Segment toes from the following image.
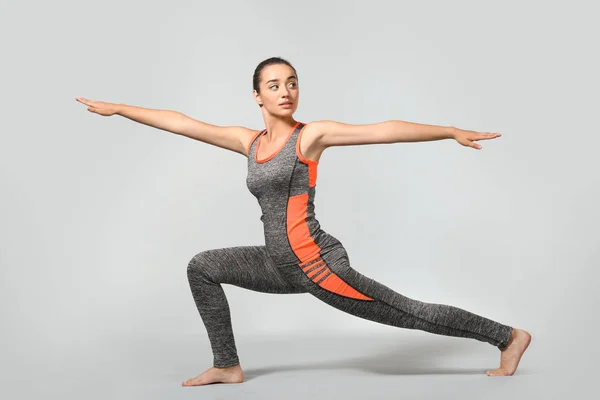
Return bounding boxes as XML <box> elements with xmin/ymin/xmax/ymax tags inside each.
<box><xmin>182</xmin><ymin>378</ymin><xmax>197</xmax><ymax>386</ymax></box>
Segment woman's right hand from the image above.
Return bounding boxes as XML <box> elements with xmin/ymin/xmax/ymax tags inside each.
<box><xmin>75</xmin><ymin>97</ymin><xmax>120</xmax><ymax>116</ymax></box>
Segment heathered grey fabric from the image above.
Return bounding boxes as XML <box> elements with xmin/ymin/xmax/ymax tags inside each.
<box><xmin>187</xmin><ymin>122</ymin><xmax>513</xmax><ymax>368</ymax></box>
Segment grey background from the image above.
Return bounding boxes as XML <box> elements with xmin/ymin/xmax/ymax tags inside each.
<box><xmin>1</xmin><ymin>0</ymin><xmax>597</xmax><ymax>398</ymax></box>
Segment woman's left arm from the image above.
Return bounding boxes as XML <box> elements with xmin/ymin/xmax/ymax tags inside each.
<box><xmin>311</xmin><ymin>120</ymin><xmax>501</xmax><ymax>150</ymax></box>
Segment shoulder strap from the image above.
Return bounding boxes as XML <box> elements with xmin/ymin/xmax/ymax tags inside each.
<box><xmin>245</xmin><ymin>129</ymin><xmax>265</xmax><ymax>157</ymax></box>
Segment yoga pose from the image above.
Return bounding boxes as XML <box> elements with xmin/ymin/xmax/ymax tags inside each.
<box><xmin>76</xmin><ymin>56</ymin><xmax>531</xmax><ymax>385</ymax></box>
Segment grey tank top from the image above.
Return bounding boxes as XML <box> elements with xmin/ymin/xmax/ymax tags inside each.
<box><xmin>246</xmin><ymin>121</ymin><xmax>340</xmax><ymax>267</ymax></box>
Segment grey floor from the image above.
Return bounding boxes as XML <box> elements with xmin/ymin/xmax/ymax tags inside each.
<box><xmin>2</xmin><ymin>331</ymin><xmax>578</xmax><ymax>399</ymax></box>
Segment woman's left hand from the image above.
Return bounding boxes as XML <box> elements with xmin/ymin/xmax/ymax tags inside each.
<box><xmin>452</xmin><ymin>127</ymin><xmax>501</xmax><ymax>150</ymax></box>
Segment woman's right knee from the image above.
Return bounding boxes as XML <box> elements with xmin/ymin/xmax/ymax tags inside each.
<box><xmin>187</xmin><ymin>250</ymin><xmax>212</xmax><ymax>277</ymax></box>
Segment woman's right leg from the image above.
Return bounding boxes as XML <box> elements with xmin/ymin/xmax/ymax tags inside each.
<box><xmin>186</xmin><ymin>245</ymin><xmax>306</xmax><ymax>368</ymax></box>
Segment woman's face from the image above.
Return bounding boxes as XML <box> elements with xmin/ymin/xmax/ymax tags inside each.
<box><xmin>254</xmin><ymin>64</ymin><xmax>299</xmax><ymax>116</ymax></box>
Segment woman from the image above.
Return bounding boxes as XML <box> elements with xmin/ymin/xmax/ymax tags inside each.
<box><xmin>76</xmin><ymin>57</ymin><xmax>531</xmax><ymax>386</ymax></box>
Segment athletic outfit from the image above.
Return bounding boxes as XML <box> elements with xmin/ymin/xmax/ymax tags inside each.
<box><xmin>187</xmin><ymin>121</ymin><xmax>512</xmax><ymax>368</ymax></box>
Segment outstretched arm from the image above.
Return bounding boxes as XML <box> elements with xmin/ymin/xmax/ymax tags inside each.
<box><xmin>310</xmin><ymin>120</ymin><xmax>501</xmax><ymax>150</ymax></box>
<box><xmin>75</xmin><ymin>97</ymin><xmax>257</xmax><ymax>156</ymax></box>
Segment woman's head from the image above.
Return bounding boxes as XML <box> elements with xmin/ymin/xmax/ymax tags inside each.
<box><xmin>253</xmin><ymin>57</ymin><xmax>299</xmax><ymax>116</ymax></box>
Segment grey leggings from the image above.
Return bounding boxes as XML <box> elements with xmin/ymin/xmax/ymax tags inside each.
<box><xmin>187</xmin><ymin>245</ymin><xmax>513</xmax><ymax>368</ymax></box>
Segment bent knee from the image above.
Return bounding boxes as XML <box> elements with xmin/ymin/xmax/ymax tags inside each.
<box><xmin>187</xmin><ymin>250</ymin><xmax>213</xmax><ymax>276</ymax></box>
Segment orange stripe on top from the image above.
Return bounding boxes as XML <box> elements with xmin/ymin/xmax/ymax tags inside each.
<box><xmin>245</xmin><ymin>129</ymin><xmax>265</xmax><ymax>157</ymax></box>
<box><xmin>287</xmin><ymin>193</ymin><xmax>321</xmax><ymax>263</ymax></box>
<box><xmin>287</xmin><ymin>193</ymin><xmax>373</xmax><ymax>301</ymax></box>
<box><xmin>295</xmin><ymin>124</ymin><xmax>318</xmax><ymax>188</ymax></box>
<box><xmin>256</xmin><ymin>122</ymin><xmax>301</xmax><ymax>163</ymax></box>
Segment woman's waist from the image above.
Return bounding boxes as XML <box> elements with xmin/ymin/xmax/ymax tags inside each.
<box><xmin>263</xmin><ymin>228</ymin><xmax>343</xmax><ymax>263</ymax></box>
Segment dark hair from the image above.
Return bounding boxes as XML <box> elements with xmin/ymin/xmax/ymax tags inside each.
<box><xmin>252</xmin><ymin>57</ymin><xmax>298</xmax><ymax>94</ymax></box>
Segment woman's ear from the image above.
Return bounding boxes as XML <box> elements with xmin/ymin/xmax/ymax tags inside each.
<box><xmin>253</xmin><ymin>90</ymin><xmax>263</xmax><ymax>107</ymax></box>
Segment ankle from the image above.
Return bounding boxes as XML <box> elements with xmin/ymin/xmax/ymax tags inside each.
<box><xmin>215</xmin><ymin>364</ymin><xmax>240</xmax><ymax>370</ymax></box>
<box><xmin>507</xmin><ymin>328</ymin><xmax>517</xmax><ymax>345</ymax></box>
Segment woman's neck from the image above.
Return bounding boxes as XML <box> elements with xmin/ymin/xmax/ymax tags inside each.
<box><xmin>261</xmin><ymin>114</ymin><xmax>297</xmax><ymax>142</ymax></box>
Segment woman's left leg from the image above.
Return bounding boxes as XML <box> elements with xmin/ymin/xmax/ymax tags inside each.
<box><xmin>298</xmin><ymin>245</ymin><xmax>513</xmax><ymax>350</ymax></box>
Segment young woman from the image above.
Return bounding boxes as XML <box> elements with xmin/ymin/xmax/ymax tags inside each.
<box><xmin>76</xmin><ymin>57</ymin><xmax>531</xmax><ymax>386</ymax></box>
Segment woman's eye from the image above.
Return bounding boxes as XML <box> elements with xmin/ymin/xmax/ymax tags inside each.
<box><xmin>270</xmin><ymin>82</ymin><xmax>296</xmax><ymax>90</ymax></box>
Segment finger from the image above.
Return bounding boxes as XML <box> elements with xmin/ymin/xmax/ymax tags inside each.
<box><xmin>477</xmin><ymin>132</ymin><xmax>502</xmax><ymax>136</ymax></box>
<box><xmin>461</xmin><ymin>139</ymin><xmax>480</xmax><ymax>150</ymax></box>
<box><xmin>476</xmin><ymin>134</ymin><xmax>501</xmax><ymax>141</ymax></box>
<box><xmin>78</xmin><ymin>97</ymin><xmax>98</xmax><ymax>107</ymax></box>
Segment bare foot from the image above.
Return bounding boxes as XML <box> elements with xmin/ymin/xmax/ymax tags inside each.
<box><xmin>486</xmin><ymin>328</ymin><xmax>531</xmax><ymax>376</ymax></box>
<box><xmin>182</xmin><ymin>364</ymin><xmax>244</xmax><ymax>386</ymax></box>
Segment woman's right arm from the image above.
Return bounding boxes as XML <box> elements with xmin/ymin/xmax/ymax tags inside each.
<box><xmin>76</xmin><ymin>97</ymin><xmax>257</xmax><ymax>156</ymax></box>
